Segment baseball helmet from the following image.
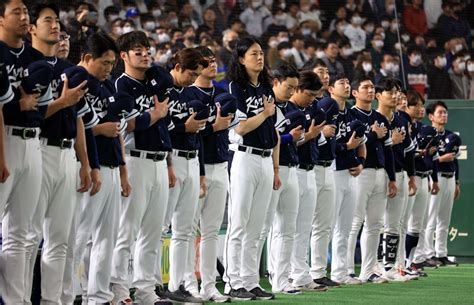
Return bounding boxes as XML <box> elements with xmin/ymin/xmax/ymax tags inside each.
<box><xmin>188</xmin><ymin>99</ymin><xmax>210</xmax><ymax>120</ymax></box>
<box><xmin>316</xmin><ymin>97</ymin><xmax>339</xmax><ymax>125</ymax></box>
<box><xmin>348</xmin><ymin>119</ymin><xmax>366</xmax><ymax>138</ymax></box>
<box><xmin>214</xmin><ymin>92</ymin><xmax>237</xmax><ymax>117</ymax></box>
<box><xmin>107</xmin><ymin>91</ymin><xmax>138</xmax><ymax>122</ymax></box>
<box><xmin>145</xmin><ymin>65</ymin><xmax>174</xmax><ymax>101</ymax></box>
<box><xmin>416</xmin><ymin>125</ymin><xmax>438</xmax><ymax>149</ymax></box>
<box><xmin>61</xmin><ymin>66</ymin><xmax>89</xmax><ymax>89</ymax></box>
<box><xmin>444</xmin><ymin>133</ymin><xmax>462</xmax><ymax>154</ymax></box>
<box><xmin>21</xmin><ymin>60</ymin><xmax>54</xmax><ymax>95</ymax></box>
<box><xmin>284</xmin><ymin>110</ymin><xmax>307</xmax><ymax>131</ymax></box>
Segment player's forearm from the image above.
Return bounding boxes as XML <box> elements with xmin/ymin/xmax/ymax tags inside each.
<box><xmin>45</xmin><ymin>97</ymin><xmax>67</xmax><ymax>118</ymax></box>
<box><xmin>74</xmin><ymin>117</ymin><xmax>90</xmax><ymax>169</ymax></box>
<box><xmin>272</xmin><ymin>129</ymin><xmax>280</xmax><ymax>173</ymax></box>
<box><xmin>119</xmin><ymin>134</ymin><xmax>128</xmax><ymax>175</ymax></box>
<box><xmin>235</xmin><ymin>112</ymin><xmax>268</xmax><ymax>136</ymax></box>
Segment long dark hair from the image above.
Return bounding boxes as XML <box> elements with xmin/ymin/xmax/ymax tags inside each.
<box><xmin>226</xmin><ymin>36</ymin><xmax>271</xmax><ymax>87</ymax></box>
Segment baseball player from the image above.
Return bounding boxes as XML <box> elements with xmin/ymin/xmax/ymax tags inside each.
<box><xmin>422</xmin><ymin>101</ymin><xmax>460</xmax><ymax>267</ymax></box>
<box><xmin>286</xmin><ymin>71</ymin><xmax>326</xmax><ymax>292</ymax></box>
<box><xmin>0</xmin><ymin>0</ymin><xmax>55</xmax><ymax>302</ymax></box>
<box><xmin>110</xmin><ymin>31</ymin><xmax>173</xmax><ymax>305</ymax></box>
<box><xmin>180</xmin><ymin>46</ymin><xmax>233</xmax><ymax>303</ymax></box>
<box><xmin>158</xmin><ymin>48</ymin><xmax>209</xmax><ymax>304</ymax></box>
<box><xmin>375</xmin><ymin>79</ymin><xmax>417</xmax><ymax>281</ymax></box>
<box><xmin>302</xmin><ymin>59</ymin><xmax>330</xmax><ymax>95</ymax></box>
<box><xmin>328</xmin><ymin>75</ymin><xmax>367</xmax><ymax>285</ymax></box>
<box><xmin>347</xmin><ymin>77</ymin><xmax>397</xmax><ymax>283</ymax></box>
<box><xmin>256</xmin><ymin>64</ymin><xmax>301</xmax><ymax>295</ymax></box>
<box><xmin>223</xmin><ymin>36</ymin><xmax>279</xmax><ymax>301</ymax></box>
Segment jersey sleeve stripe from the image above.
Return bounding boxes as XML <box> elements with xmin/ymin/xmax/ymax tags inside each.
<box><xmin>0</xmin><ymin>86</ymin><xmax>14</xmax><ymax>105</ymax></box>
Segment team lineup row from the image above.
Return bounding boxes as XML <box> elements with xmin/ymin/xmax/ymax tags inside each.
<box><xmin>0</xmin><ymin>1</ymin><xmax>461</xmax><ymax>305</ymax></box>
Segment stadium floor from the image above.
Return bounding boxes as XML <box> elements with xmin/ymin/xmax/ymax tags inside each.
<box><xmin>215</xmin><ymin>264</ymin><xmax>474</xmax><ymax>305</ymax></box>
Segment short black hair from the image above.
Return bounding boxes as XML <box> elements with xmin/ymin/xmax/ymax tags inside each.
<box><xmin>329</xmin><ymin>73</ymin><xmax>348</xmax><ymax>87</ymax></box>
<box><xmin>169</xmin><ymin>48</ymin><xmax>208</xmax><ymax>72</ymax></box>
<box><xmin>301</xmin><ymin>58</ymin><xmax>326</xmax><ymax>71</ymax></box>
<box><xmin>273</xmin><ymin>64</ymin><xmax>299</xmax><ymax>82</ymax></box>
<box><xmin>407</xmin><ymin>45</ymin><xmax>423</xmax><ymax>55</ymax></box>
<box><xmin>104</xmin><ymin>5</ymin><xmax>120</xmax><ymax>19</ymax></box>
<box><xmin>375</xmin><ymin>78</ymin><xmax>401</xmax><ymax>94</ymax></box>
<box><xmin>30</xmin><ymin>2</ymin><xmax>59</xmax><ymax>25</ymax></box>
<box><xmin>406</xmin><ymin>89</ymin><xmax>424</xmax><ymax>107</ymax></box>
<box><xmin>194</xmin><ymin>46</ymin><xmax>215</xmax><ymax>58</ymax></box>
<box><xmin>0</xmin><ymin>0</ymin><xmax>13</xmax><ymax>16</ymax></box>
<box><xmin>277</xmin><ymin>41</ymin><xmax>291</xmax><ymax>51</ymax></box>
<box><xmin>426</xmin><ymin>100</ymin><xmax>448</xmax><ymax>115</ymax></box>
<box><xmin>351</xmin><ymin>76</ymin><xmax>373</xmax><ymax>91</ymax></box>
<box><xmin>117</xmin><ymin>30</ymin><xmax>150</xmax><ymax>52</ymax></box>
<box><xmin>298</xmin><ymin>70</ymin><xmax>322</xmax><ymax>91</ymax></box>
<box><xmin>81</xmin><ymin>32</ymin><xmax>118</xmax><ymax>59</ymax></box>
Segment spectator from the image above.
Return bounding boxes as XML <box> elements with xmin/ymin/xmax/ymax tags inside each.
<box><xmin>424</xmin><ymin>0</ymin><xmax>442</xmax><ymax>29</ymax></box>
<box><xmin>328</xmin><ymin>6</ymin><xmax>347</xmax><ymax>33</ymax></box>
<box><xmin>271</xmin><ymin>6</ymin><xmax>289</xmax><ymax>27</ymax></box>
<box><xmin>178</xmin><ymin>2</ymin><xmax>200</xmax><ymax>29</ymax></box>
<box><xmin>209</xmin><ymin>0</ymin><xmax>230</xmax><ymax>32</ymax></box>
<box><xmin>338</xmin><ymin>40</ymin><xmax>355</xmax><ymax>80</ymax></box>
<box><xmin>122</xmin><ymin>19</ymin><xmax>137</xmax><ymax>34</ymax></box>
<box><xmin>182</xmin><ymin>25</ymin><xmax>198</xmax><ymax>48</ymax></box>
<box><xmin>285</xmin><ymin>3</ymin><xmax>300</xmax><ymax>33</ymax></box>
<box><xmin>353</xmin><ymin>54</ymin><xmax>376</xmax><ymax>82</ymax></box>
<box><xmin>384</xmin><ymin>19</ymin><xmax>400</xmax><ymax>52</ymax></box>
<box><xmin>362</xmin><ymin>0</ymin><xmax>383</xmax><ymax>22</ymax></box>
<box><xmin>375</xmin><ymin>53</ymin><xmax>401</xmax><ymax>85</ymax></box>
<box><xmin>229</xmin><ymin>19</ymin><xmax>247</xmax><ymax>36</ymax></box>
<box><xmin>444</xmin><ymin>37</ymin><xmax>468</xmax><ymax>71</ymax></box>
<box><xmin>362</xmin><ymin>20</ymin><xmax>376</xmax><ymax>44</ymax></box>
<box><xmin>219</xmin><ymin>30</ymin><xmax>239</xmax><ymax>68</ymax></box>
<box><xmin>441</xmin><ymin>2</ymin><xmax>472</xmax><ymax>51</ymax></box>
<box><xmin>300</xmin><ymin>20</ymin><xmax>316</xmax><ymax>39</ymax></box>
<box><xmin>239</xmin><ymin>0</ymin><xmax>273</xmax><ymax>38</ymax></box>
<box><xmin>329</xmin><ymin>19</ymin><xmax>350</xmax><ymax>44</ymax></box>
<box><xmin>427</xmin><ymin>51</ymin><xmax>453</xmax><ymax>99</ymax></box>
<box><xmin>289</xmin><ymin>34</ymin><xmax>308</xmax><ymax>69</ymax></box>
<box><xmin>140</xmin><ymin>14</ymin><xmax>157</xmax><ymax>35</ymax></box>
<box><xmin>406</xmin><ymin>46</ymin><xmax>428</xmax><ymax>95</ymax></box>
<box><xmin>109</xmin><ymin>18</ymin><xmax>124</xmax><ymax>41</ymax></box>
<box><xmin>403</xmin><ymin>0</ymin><xmax>428</xmax><ymax>37</ymax></box>
<box><xmin>448</xmin><ymin>54</ymin><xmax>470</xmax><ymax>99</ymax></box>
<box><xmin>344</xmin><ymin>12</ymin><xmax>366</xmax><ymax>52</ymax></box>
<box><xmin>271</xmin><ymin>42</ymin><xmax>296</xmax><ymax>70</ymax></box>
<box><xmin>369</xmin><ymin>33</ymin><xmax>385</xmax><ymax>71</ymax></box>
<box><xmin>102</xmin><ymin>5</ymin><xmax>121</xmax><ymax>34</ymax></box>
<box><xmin>380</xmin><ymin>16</ymin><xmax>391</xmax><ymax>31</ymax></box>
<box><xmin>297</xmin><ymin>0</ymin><xmax>322</xmax><ymax>33</ymax></box>
<box><xmin>436</xmin><ymin>1</ymin><xmax>454</xmax><ymax>44</ymax></box>
<box><xmin>322</xmin><ymin>40</ymin><xmax>345</xmax><ymax>79</ymax></box>
<box><xmin>468</xmin><ymin>59</ymin><xmax>474</xmax><ymax>100</ymax></box>
<box><xmin>304</xmin><ymin>39</ymin><xmax>317</xmax><ymax>64</ymax></box>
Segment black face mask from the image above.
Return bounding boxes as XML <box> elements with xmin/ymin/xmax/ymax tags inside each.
<box><xmin>228</xmin><ymin>39</ymin><xmax>237</xmax><ymax>49</ymax></box>
<box><xmin>175</xmin><ymin>38</ymin><xmax>184</xmax><ymax>45</ymax></box>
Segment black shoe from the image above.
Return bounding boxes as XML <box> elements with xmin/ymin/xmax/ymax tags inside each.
<box><xmin>155</xmin><ymin>285</ymin><xmax>168</xmax><ymax>299</ymax></box>
<box><xmin>437</xmin><ymin>257</ymin><xmax>458</xmax><ymax>267</ymax></box>
<box><xmin>410</xmin><ymin>262</ymin><xmax>425</xmax><ymax>271</ymax></box>
<box><xmin>421</xmin><ymin>257</ymin><xmax>439</xmax><ymax>268</ymax></box>
<box><xmin>167</xmin><ymin>285</ymin><xmax>204</xmax><ymax>303</ymax></box>
<box><xmin>249</xmin><ymin>287</ymin><xmax>275</xmax><ymax>300</ymax></box>
<box><xmin>349</xmin><ymin>273</ymin><xmax>357</xmax><ymax>278</ymax></box>
<box><xmin>154</xmin><ymin>300</ymin><xmax>173</xmax><ymax>305</ymax></box>
<box><xmin>226</xmin><ymin>288</ymin><xmax>256</xmax><ymax>301</ymax></box>
<box><xmin>314</xmin><ymin>276</ymin><xmax>341</xmax><ymax>288</ymax></box>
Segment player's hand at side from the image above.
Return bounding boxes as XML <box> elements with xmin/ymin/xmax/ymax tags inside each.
<box><xmin>371</xmin><ymin>121</ymin><xmax>387</xmax><ymax>139</ymax></box>
<box><xmin>349</xmin><ymin>164</ymin><xmax>363</xmax><ymax>177</ymax></box>
<box><xmin>454</xmin><ymin>184</ymin><xmax>461</xmax><ymax>200</ymax></box>
<box><xmin>262</xmin><ymin>95</ymin><xmax>275</xmax><ymax>118</ymax></box>
<box><xmin>94</xmin><ymin>122</ymin><xmax>120</xmax><ymax>138</ymax></box>
<box><xmin>19</xmin><ymin>87</ymin><xmax>39</xmax><ymax>111</ymax></box>
<box><xmin>408</xmin><ymin>176</ymin><xmax>417</xmax><ymax>196</ymax></box>
<box><xmin>120</xmin><ymin>170</ymin><xmax>132</xmax><ymax>197</ymax></box>
<box><xmin>438</xmin><ymin>152</ymin><xmax>456</xmax><ymax>163</ymax></box>
<box><xmin>185</xmin><ymin>112</ymin><xmax>207</xmax><ymax>133</ymax></box>
<box><xmin>59</xmin><ymin>78</ymin><xmax>88</xmax><ymax>107</ymax></box>
<box><xmin>289</xmin><ymin>125</ymin><xmax>305</xmax><ymax>142</ymax></box>
<box><xmin>168</xmin><ymin>165</ymin><xmax>177</xmax><ymax>188</ymax></box>
<box><xmin>346</xmin><ymin>132</ymin><xmax>362</xmax><ymax>150</ymax></box>
<box><xmin>199</xmin><ymin>176</ymin><xmax>207</xmax><ymax>198</ymax></box>
<box><xmin>429</xmin><ymin>181</ymin><xmax>439</xmax><ymax>195</ymax></box>
<box><xmin>90</xmin><ymin>168</ymin><xmax>102</xmax><ymax>196</ymax></box>
<box><xmin>77</xmin><ymin>165</ymin><xmax>92</xmax><ymax>193</ymax></box>
<box><xmin>273</xmin><ymin>172</ymin><xmax>282</xmax><ymax>190</ymax></box>
<box><xmin>391</xmin><ymin>129</ymin><xmax>406</xmax><ymax>145</ymax></box>
<box><xmin>153</xmin><ymin>96</ymin><xmax>169</xmax><ymax>120</ymax></box>
<box><xmin>322</xmin><ymin>124</ymin><xmax>336</xmax><ymax>138</ymax></box>
<box><xmin>212</xmin><ymin>107</ymin><xmax>232</xmax><ymax>132</ymax></box>
<box><xmin>0</xmin><ymin>157</ymin><xmax>10</xmax><ymax>183</ymax></box>
<box><xmin>387</xmin><ymin>181</ymin><xmax>397</xmax><ymax>198</ymax></box>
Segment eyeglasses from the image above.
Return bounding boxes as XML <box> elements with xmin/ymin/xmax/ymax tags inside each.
<box><xmin>59</xmin><ymin>34</ymin><xmax>70</xmax><ymax>41</ymax></box>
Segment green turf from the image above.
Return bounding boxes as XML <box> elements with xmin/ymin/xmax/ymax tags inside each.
<box><xmin>217</xmin><ymin>264</ymin><xmax>474</xmax><ymax>305</ymax></box>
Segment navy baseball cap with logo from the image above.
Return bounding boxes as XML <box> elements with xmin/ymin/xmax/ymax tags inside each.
<box><xmin>284</xmin><ymin>110</ymin><xmax>307</xmax><ymax>131</ymax></box>
<box><xmin>417</xmin><ymin>125</ymin><xmax>438</xmax><ymax>149</ymax></box>
<box><xmin>309</xmin><ymin>105</ymin><xmax>326</xmax><ymax>126</ymax></box>
<box><xmin>108</xmin><ymin>91</ymin><xmax>139</xmax><ymax>122</ymax></box>
<box><xmin>214</xmin><ymin>92</ymin><xmax>237</xmax><ymax>117</ymax></box>
<box><xmin>145</xmin><ymin>65</ymin><xmax>174</xmax><ymax>101</ymax></box>
<box><xmin>188</xmin><ymin>99</ymin><xmax>210</xmax><ymax>120</ymax></box>
<box><xmin>316</xmin><ymin>97</ymin><xmax>339</xmax><ymax>125</ymax></box>
<box><xmin>61</xmin><ymin>66</ymin><xmax>89</xmax><ymax>90</ymax></box>
<box><xmin>444</xmin><ymin>133</ymin><xmax>462</xmax><ymax>154</ymax></box>
<box><xmin>22</xmin><ymin>60</ymin><xmax>54</xmax><ymax>95</ymax></box>
<box><xmin>348</xmin><ymin>119</ymin><xmax>367</xmax><ymax>144</ymax></box>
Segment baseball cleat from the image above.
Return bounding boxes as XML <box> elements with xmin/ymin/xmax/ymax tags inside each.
<box><xmin>166</xmin><ymin>285</ymin><xmax>205</xmax><ymax>303</ymax></box>
<box><xmin>293</xmin><ymin>281</ymin><xmax>328</xmax><ymax>292</ymax></box>
<box><xmin>437</xmin><ymin>257</ymin><xmax>458</xmax><ymax>267</ymax></box>
<box><xmin>313</xmin><ymin>276</ymin><xmax>341</xmax><ymax>288</ymax></box>
<box><xmin>410</xmin><ymin>262</ymin><xmax>425</xmax><ymax>271</ymax></box>
<box><xmin>249</xmin><ymin>287</ymin><xmax>275</xmax><ymax>300</ymax></box>
<box><xmin>201</xmin><ymin>290</ymin><xmax>231</xmax><ymax>303</ymax></box>
<box><xmin>335</xmin><ymin>276</ymin><xmax>363</xmax><ymax>285</ymax></box>
<box><xmin>226</xmin><ymin>288</ymin><xmax>256</xmax><ymax>301</ymax></box>
<box><xmin>383</xmin><ymin>268</ymin><xmax>410</xmax><ymax>282</ymax></box>
<box><xmin>367</xmin><ymin>273</ymin><xmax>389</xmax><ymax>284</ymax></box>
<box><xmin>423</xmin><ymin>257</ymin><xmax>441</xmax><ymax>268</ymax></box>
<box><xmin>272</xmin><ymin>284</ymin><xmax>302</xmax><ymax>295</ymax></box>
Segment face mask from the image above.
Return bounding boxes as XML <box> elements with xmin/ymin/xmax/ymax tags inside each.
<box><xmin>385</xmin><ymin>62</ymin><xmax>394</xmax><ymax>72</ymax></box>
<box><xmin>373</xmin><ymin>40</ymin><xmax>384</xmax><ymax>48</ymax></box>
<box><xmin>68</xmin><ymin>10</ymin><xmax>75</xmax><ymax>19</ymax></box>
<box><xmin>170</xmin><ymin>18</ymin><xmax>179</xmax><ymax>27</ymax></box>
<box><xmin>391</xmin><ymin>23</ymin><xmax>398</xmax><ymax>31</ymax></box>
<box><xmin>467</xmin><ymin>63</ymin><xmax>474</xmax><ymax>72</ymax></box>
<box><xmin>278</xmin><ymin>37</ymin><xmax>289</xmax><ymax>43</ymax></box>
<box><xmin>437</xmin><ymin>57</ymin><xmax>447</xmax><ymax>68</ymax></box>
<box><xmin>402</xmin><ymin>34</ymin><xmax>410</xmax><ymax>42</ymax></box>
<box><xmin>150</xmin><ymin>46</ymin><xmax>156</xmax><ymax>58</ymax></box>
<box><xmin>392</xmin><ymin>64</ymin><xmax>399</xmax><ymax>73</ymax></box>
<box><xmin>144</xmin><ymin>21</ymin><xmax>156</xmax><ymax>31</ymax></box>
<box><xmin>158</xmin><ymin>33</ymin><xmax>170</xmax><ymax>43</ymax></box>
<box><xmin>282</xmin><ymin>49</ymin><xmax>292</xmax><ymax>58</ymax></box>
<box><xmin>380</xmin><ymin>32</ymin><xmax>386</xmax><ymax>40</ymax></box>
<box><xmin>302</xmin><ymin>28</ymin><xmax>311</xmax><ymax>36</ymax></box>
<box><xmin>352</xmin><ymin>16</ymin><xmax>362</xmax><ymax>25</ymax></box>
<box><xmin>381</xmin><ymin>21</ymin><xmax>390</xmax><ymax>29</ymax></box>
<box><xmin>251</xmin><ymin>0</ymin><xmax>262</xmax><ymax>9</ymax></box>
<box><xmin>301</xmin><ymin>5</ymin><xmax>310</xmax><ymax>13</ymax></box>
<box><xmin>269</xmin><ymin>40</ymin><xmax>278</xmax><ymax>48</ymax></box>
<box><xmin>316</xmin><ymin>50</ymin><xmax>326</xmax><ymax>59</ymax></box>
<box><xmin>464</xmin><ymin>55</ymin><xmax>471</xmax><ymax>61</ymax></box>
<box><xmin>59</xmin><ymin>10</ymin><xmax>68</xmax><ymax>21</ymax></box>
<box><xmin>365</xmin><ymin>26</ymin><xmax>374</xmax><ymax>33</ymax></box>
<box><xmin>411</xmin><ymin>54</ymin><xmax>421</xmax><ymax>65</ymax></box>
<box><xmin>394</xmin><ymin>42</ymin><xmax>402</xmax><ymax>51</ymax></box>
<box><xmin>342</xmin><ymin>48</ymin><xmax>353</xmax><ymax>57</ymax></box>
<box><xmin>109</xmin><ymin>14</ymin><xmax>119</xmax><ymax>22</ymax></box>
<box><xmin>453</xmin><ymin>44</ymin><xmax>463</xmax><ymax>53</ymax></box>
<box><xmin>387</xmin><ymin>4</ymin><xmax>395</xmax><ymax>12</ymax></box>
<box><xmin>362</xmin><ymin>62</ymin><xmax>372</xmax><ymax>73</ymax></box>
<box><xmin>346</xmin><ymin>3</ymin><xmax>356</xmax><ymax>10</ymax></box>
<box><xmin>274</xmin><ymin>14</ymin><xmax>287</xmax><ymax>24</ymax></box>
<box><xmin>158</xmin><ymin>51</ymin><xmax>171</xmax><ymax>64</ymax></box>
<box><xmin>123</xmin><ymin>26</ymin><xmax>133</xmax><ymax>34</ymax></box>
<box><xmin>152</xmin><ymin>9</ymin><xmax>162</xmax><ymax>18</ymax></box>
<box><xmin>113</xmin><ymin>27</ymin><xmax>123</xmax><ymax>36</ymax></box>
<box><xmin>457</xmin><ymin>61</ymin><xmax>466</xmax><ymax>71</ymax></box>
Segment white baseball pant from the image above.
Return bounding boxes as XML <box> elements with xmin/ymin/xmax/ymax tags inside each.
<box><xmin>257</xmin><ymin>166</ymin><xmax>299</xmax><ymax>291</ymax></box>
<box><xmin>164</xmin><ymin>151</ymin><xmax>200</xmax><ymax>293</ymax></box>
<box><xmin>183</xmin><ymin>162</ymin><xmax>228</xmax><ymax>296</ymax></box>
<box><xmin>423</xmin><ymin>175</ymin><xmax>456</xmax><ymax>259</ymax></box>
<box><xmin>223</xmin><ymin>151</ymin><xmax>273</xmax><ymax>292</ymax></box>
<box><xmin>347</xmin><ymin>169</ymin><xmax>388</xmax><ymax>280</ymax></box>
<box><xmin>290</xmin><ymin>169</ymin><xmax>317</xmax><ymax>287</ymax></box>
<box><xmin>408</xmin><ymin>176</ymin><xmax>431</xmax><ymax>264</ymax></box>
<box><xmin>0</xmin><ymin>128</ymin><xmax>42</xmax><ymax>305</ymax></box>
<box><xmin>330</xmin><ymin>170</ymin><xmax>357</xmax><ymax>282</ymax></box>
<box><xmin>310</xmin><ymin>165</ymin><xmax>335</xmax><ymax>280</ymax></box>
<box><xmin>24</xmin><ymin>141</ymin><xmax>77</xmax><ymax>305</ymax></box>
<box><xmin>111</xmin><ymin>154</ymin><xmax>169</xmax><ymax>304</ymax></box>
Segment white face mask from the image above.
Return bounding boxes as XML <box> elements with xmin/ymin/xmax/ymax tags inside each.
<box><xmin>402</xmin><ymin>34</ymin><xmax>410</xmax><ymax>42</ymax></box>
<box><xmin>269</xmin><ymin>40</ymin><xmax>278</xmax><ymax>48</ymax></box>
<box><xmin>144</xmin><ymin>21</ymin><xmax>156</xmax><ymax>31</ymax></box>
<box><xmin>391</xmin><ymin>22</ymin><xmax>398</xmax><ymax>31</ymax></box>
<box><xmin>380</xmin><ymin>32</ymin><xmax>386</xmax><ymax>40</ymax></box>
<box><xmin>411</xmin><ymin>54</ymin><xmax>422</xmax><ymax>65</ymax></box>
<box><xmin>113</xmin><ymin>27</ymin><xmax>123</xmax><ymax>36</ymax></box>
<box><xmin>362</xmin><ymin>62</ymin><xmax>372</xmax><ymax>73</ymax></box>
<box><xmin>123</xmin><ymin>26</ymin><xmax>134</xmax><ymax>34</ymax></box>
<box><xmin>457</xmin><ymin>61</ymin><xmax>466</xmax><ymax>71</ymax></box>
<box><xmin>381</xmin><ymin>21</ymin><xmax>390</xmax><ymax>29</ymax></box>
<box><xmin>59</xmin><ymin>10</ymin><xmax>68</xmax><ymax>21</ymax></box>
<box><xmin>437</xmin><ymin>57</ymin><xmax>447</xmax><ymax>68</ymax></box>
<box><xmin>467</xmin><ymin>63</ymin><xmax>474</xmax><ymax>72</ymax></box>
<box><xmin>454</xmin><ymin>44</ymin><xmax>463</xmax><ymax>53</ymax></box>
<box><xmin>392</xmin><ymin>64</ymin><xmax>399</xmax><ymax>73</ymax></box>
<box><xmin>152</xmin><ymin>9</ymin><xmax>162</xmax><ymax>18</ymax></box>
<box><xmin>302</xmin><ymin>28</ymin><xmax>311</xmax><ymax>36</ymax></box>
<box><xmin>385</xmin><ymin>62</ymin><xmax>394</xmax><ymax>72</ymax></box>
<box><xmin>158</xmin><ymin>33</ymin><xmax>170</xmax><ymax>43</ymax></box>
<box><xmin>352</xmin><ymin>16</ymin><xmax>362</xmax><ymax>25</ymax></box>
<box><xmin>394</xmin><ymin>42</ymin><xmax>402</xmax><ymax>51</ymax></box>
<box><xmin>278</xmin><ymin>37</ymin><xmax>289</xmax><ymax>43</ymax></box>
<box><xmin>149</xmin><ymin>46</ymin><xmax>156</xmax><ymax>58</ymax></box>
<box><xmin>373</xmin><ymin>40</ymin><xmax>384</xmax><ymax>48</ymax></box>
<box><xmin>316</xmin><ymin>50</ymin><xmax>326</xmax><ymax>59</ymax></box>
<box><xmin>251</xmin><ymin>0</ymin><xmax>262</xmax><ymax>9</ymax></box>
<box><xmin>342</xmin><ymin>48</ymin><xmax>353</xmax><ymax>57</ymax></box>
<box><xmin>365</xmin><ymin>25</ymin><xmax>374</xmax><ymax>33</ymax></box>
<box><xmin>282</xmin><ymin>49</ymin><xmax>292</xmax><ymax>58</ymax></box>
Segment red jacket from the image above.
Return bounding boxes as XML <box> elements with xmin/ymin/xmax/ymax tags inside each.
<box><xmin>403</xmin><ymin>6</ymin><xmax>428</xmax><ymax>36</ymax></box>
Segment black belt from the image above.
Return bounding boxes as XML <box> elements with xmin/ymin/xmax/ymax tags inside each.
<box><xmin>41</xmin><ymin>138</ymin><xmax>73</xmax><ymax>149</ymax></box>
<box><xmin>415</xmin><ymin>171</ymin><xmax>432</xmax><ymax>178</ymax></box>
<box><xmin>175</xmin><ymin>150</ymin><xmax>197</xmax><ymax>159</ymax></box>
<box><xmin>298</xmin><ymin>164</ymin><xmax>315</xmax><ymax>171</ymax></box>
<box><xmin>237</xmin><ymin>145</ymin><xmax>272</xmax><ymax>158</ymax></box>
<box><xmin>130</xmin><ymin>150</ymin><xmax>167</xmax><ymax>161</ymax></box>
<box><xmin>281</xmin><ymin>163</ymin><xmax>298</xmax><ymax>168</ymax></box>
<box><xmin>440</xmin><ymin>172</ymin><xmax>455</xmax><ymax>178</ymax></box>
<box><xmin>11</xmin><ymin>127</ymin><xmax>37</xmax><ymax>139</ymax></box>
<box><xmin>316</xmin><ymin>160</ymin><xmax>333</xmax><ymax>167</ymax></box>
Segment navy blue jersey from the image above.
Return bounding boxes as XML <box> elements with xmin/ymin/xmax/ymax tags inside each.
<box><xmin>390</xmin><ymin>111</ymin><xmax>416</xmax><ymax>175</ymax></box>
<box><xmin>229</xmin><ymin>81</ymin><xmax>278</xmax><ymax>149</ymax></box>
<box><xmin>2</xmin><ymin>42</ymin><xmax>53</xmax><ymax>127</ymax></box>
<box><xmin>315</xmin><ymin>98</ymin><xmax>338</xmax><ymax>161</ymax></box>
<box><xmin>335</xmin><ymin>107</ymin><xmax>361</xmax><ymax>170</ymax></box>
<box><xmin>0</xmin><ymin>44</ymin><xmax>14</xmax><ymax>105</ymax></box>
<box><xmin>40</xmin><ymin>57</ymin><xmax>90</xmax><ymax>140</ymax></box>
<box><xmin>115</xmin><ymin>73</ymin><xmax>173</xmax><ymax>152</ymax></box>
<box><xmin>184</xmin><ymin>84</ymin><xmax>229</xmax><ymax>164</ymax></box>
<box><xmin>275</xmin><ymin>101</ymin><xmax>299</xmax><ymax>166</ymax></box>
<box><xmin>351</xmin><ymin>106</ymin><xmax>396</xmax><ymax>181</ymax></box>
<box><xmin>288</xmin><ymin>101</ymin><xmax>319</xmax><ymax>165</ymax></box>
<box><xmin>436</xmin><ymin>129</ymin><xmax>459</xmax><ymax>179</ymax></box>
<box><xmin>411</xmin><ymin>121</ymin><xmax>439</xmax><ymax>182</ymax></box>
